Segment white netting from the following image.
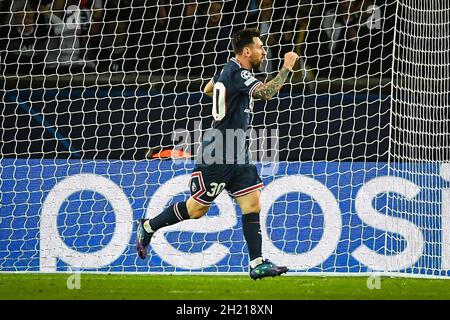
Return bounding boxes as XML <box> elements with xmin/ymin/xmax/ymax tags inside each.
<box><xmin>389</xmin><ymin>0</ymin><xmax>450</xmax><ymax>275</ymax></box>
<box><xmin>0</xmin><ymin>0</ymin><xmax>449</xmax><ymax>276</ymax></box>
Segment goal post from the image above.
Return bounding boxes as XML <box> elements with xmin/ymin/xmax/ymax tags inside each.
<box><xmin>0</xmin><ymin>0</ymin><xmax>449</xmax><ymax>277</ymax></box>
<box><xmin>388</xmin><ymin>0</ymin><xmax>450</xmax><ymax>274</ymax></box>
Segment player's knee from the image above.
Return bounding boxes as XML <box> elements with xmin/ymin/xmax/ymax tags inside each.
<box><xmin>186</xmin><ymin>198</ymin><xmax>209</xmax><ymax>219</ymax></box>
<box><xmin>242</xmin><ymin>201</ymin><xmax>261</xmax><ymax>214</ymax></box>
<box><xmin>249</xmin><ymin>203</ymin><xmax>261</xmax><ymax>214</ymax></box>
<box><xmin>188</xmin><ymin>206</ymin><xmax>209</xmax><ymax>219</ymax></box>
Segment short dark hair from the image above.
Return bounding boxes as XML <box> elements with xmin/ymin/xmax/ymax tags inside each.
<box><xmin>231</xmin><ymin>28</ymin><xmax>261</xmax><ymax>54</ymax></box>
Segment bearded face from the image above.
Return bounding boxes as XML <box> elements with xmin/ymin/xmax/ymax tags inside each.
<box><xmin>248</xmin><ymin>37</ymin><xmax>266</xmax><ymax>70</ymax></box>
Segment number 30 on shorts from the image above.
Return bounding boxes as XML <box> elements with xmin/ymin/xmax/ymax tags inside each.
<box><xmin>206</xmin><ymin>182</ymin><xmax>226</xmax><ymax>197</ymax></box>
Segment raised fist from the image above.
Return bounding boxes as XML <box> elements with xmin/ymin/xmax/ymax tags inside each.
<box><xmin>283</xmin><ymin>52</ymin><xmax>299</xmax><ymax>71</ymax></box>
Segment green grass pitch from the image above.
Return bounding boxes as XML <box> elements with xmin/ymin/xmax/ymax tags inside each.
<box><xmin>1</xmin><ymin>273</ymin><xmax>450</xmax><ymax>300</ymax></box>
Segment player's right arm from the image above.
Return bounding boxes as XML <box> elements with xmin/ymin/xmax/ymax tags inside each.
<box><xmin>253</xmin><ymin>52</ymin><xmax>299</xmax><ymax>100</ymax></box>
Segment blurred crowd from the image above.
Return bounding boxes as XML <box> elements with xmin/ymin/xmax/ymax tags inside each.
<box><xmin>0</xmin><ymin>0</ymin><xmax>391</xmax><ymax>80</ymax></box>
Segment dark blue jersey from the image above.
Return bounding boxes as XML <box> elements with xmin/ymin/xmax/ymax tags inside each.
<box><xmin>197</xmin><ymin>58</ymin><xmax>262</xmax><ymax>165</ymax></box>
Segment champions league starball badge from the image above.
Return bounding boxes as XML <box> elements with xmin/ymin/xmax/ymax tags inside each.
<box><xmin>240</xmin><ymin>70</ymin><xmax>252</xmax><ymax>80</ymax></box>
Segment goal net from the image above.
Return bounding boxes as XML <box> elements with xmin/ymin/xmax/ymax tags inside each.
<box><xmin>0</xmin><ymin>0</ymin><xmax>449</xmax><ymax>276</ymax></box>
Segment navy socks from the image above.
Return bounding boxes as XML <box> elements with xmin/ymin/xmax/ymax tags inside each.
<box><xmin>242</xmin><ymin>213</ymin><xmax>262</xmax><ymax>261</ymax></box>
<box><xmin>149</xmin><ymin>202</ymin><xmax>190</xmax><ymax>232</ymax></box>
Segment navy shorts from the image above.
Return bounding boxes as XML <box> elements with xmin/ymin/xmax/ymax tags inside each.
<box><xmin>189</xmin><ymin>164</ymin><xmax>264</xmax><ymax>206</ymax></box>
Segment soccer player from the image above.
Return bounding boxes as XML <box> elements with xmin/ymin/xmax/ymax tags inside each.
<box><xmin>137</xmin><ymin>28</ymin><xmax>298</xmax><ymax>280</ymax></box>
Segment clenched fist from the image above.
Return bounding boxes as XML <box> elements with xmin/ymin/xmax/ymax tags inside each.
<box><xmin>282</xmin><ymin>52</ymin><xmax>299</xmax><ymax>71</ymax></box>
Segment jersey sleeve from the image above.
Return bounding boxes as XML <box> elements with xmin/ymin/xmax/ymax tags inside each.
<box><xmin>231</xmin><ymin>69</ymin><xmax>262</xmax><ymax>97</ymax></box>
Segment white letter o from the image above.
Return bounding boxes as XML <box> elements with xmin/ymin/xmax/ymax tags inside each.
<box><xmin>40</xmin><ymin>174</ymin><xmax>133</xmax><ymax>271</ymax></box>
<box><xmin>260</xmin><ymin>175</ymin><xmax>342</xmax><ymax>270</ymax></box>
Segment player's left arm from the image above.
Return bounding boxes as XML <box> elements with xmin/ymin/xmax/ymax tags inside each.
<box><xmin>203</xmin><ymin>79</ymin><xmax>214</xmax><ymax>97</ymax></box>
<box><xmin>253</xmin><ymin>52</ymin><xmax>299</xmax><ymax>100</ymax></box>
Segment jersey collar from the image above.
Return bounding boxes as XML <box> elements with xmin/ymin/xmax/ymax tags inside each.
<box><xmin>231</xmin><ymin>57</ymin><xmax>253</xmax><ymax>72</ymax></box>
<box><xmin>231</xmin><ymin>57</ymin><xmax>241</xmax><ymax>68</ymax></box>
